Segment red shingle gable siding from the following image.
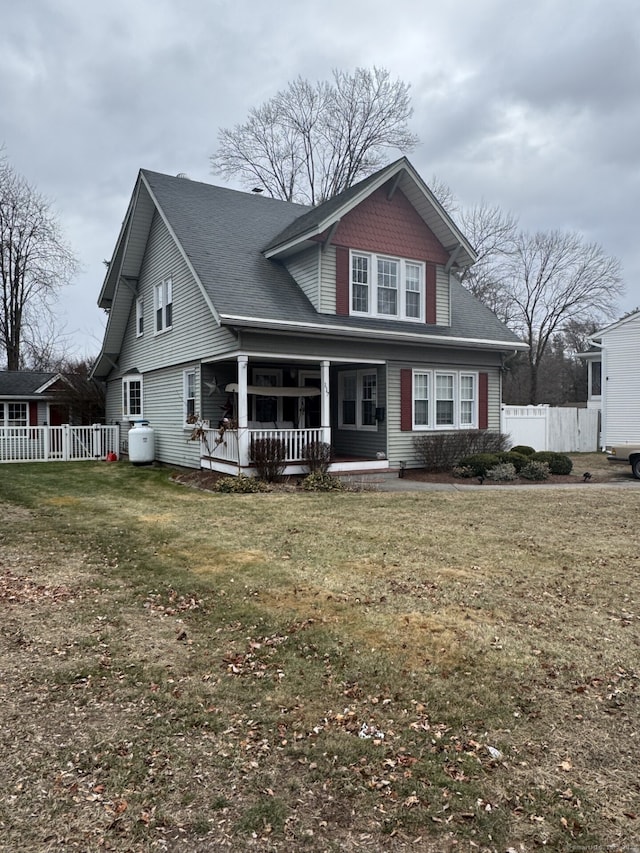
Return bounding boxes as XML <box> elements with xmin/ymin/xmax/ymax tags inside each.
<box><xmin>478</xmin><ymin>372</ymin><xmax>489</xmax><ymax>430</ymax></box>
<box><xmin>333</xmin><ymin>187</ymin><xmax>449</xmax><ymax>264</ymax></box>
<box><xmin>400</xmin><ymin>369</ymin><xmax>413</xmax><ymax>431</ymax></box>
<box><xmin>335</xmin><ymin>246</ymin><xmax>350</xmax><ymax>315</ymax></box>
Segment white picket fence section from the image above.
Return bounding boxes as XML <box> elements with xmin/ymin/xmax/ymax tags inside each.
<box><xmin>501</xmin><ymin>405</ymin><xmax>600</xmax><ymax>453</ymax></box>
<box><xmin>0</xmin><ymin>424</ymin><xmax>119</xmax><ymax>463</ymax></box>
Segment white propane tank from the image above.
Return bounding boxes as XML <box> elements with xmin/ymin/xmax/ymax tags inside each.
<box><xmin>128</xmin><ymin>420</ymin><xmax>155</xmax><ymax>465</ymax></box>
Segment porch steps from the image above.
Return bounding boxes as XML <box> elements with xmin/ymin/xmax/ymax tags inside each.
<box><xmin>336</xmin><ymin>468</ymin><xmax>401</xmax><ymax>487</ymax></box>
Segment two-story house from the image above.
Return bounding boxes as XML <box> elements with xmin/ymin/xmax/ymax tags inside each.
<box><xmin>91</xmin><ymin>158</ymin><xmax>526</xmax><ymax>474</ymax></box>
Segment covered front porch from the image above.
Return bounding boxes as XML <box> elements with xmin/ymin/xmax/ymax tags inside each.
<box><xmin>198</xmin><ymin>355</ymin><xmax>390</xmax><ymax>476</ymax></box>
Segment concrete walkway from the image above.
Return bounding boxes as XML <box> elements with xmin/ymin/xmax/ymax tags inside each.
<box><xmin>343</xmin><ymin>473</ymin><xmax>639</xmax><ymax>493</ymax></box>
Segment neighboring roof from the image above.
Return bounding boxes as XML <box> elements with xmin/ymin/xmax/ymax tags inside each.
<box><xmin>93</xmin><ymin>160</ymin><xmax>525</xmax><ymax>378</ymax></box>
<box><xmin>590</xmin><ymin>309</ymin><xmax>640</xmax><ymax>344</ymax></box>
<box><xmin>0</xmin><ymin>371</ymin><xmax>61</xmax><ymax>397</ymax></box>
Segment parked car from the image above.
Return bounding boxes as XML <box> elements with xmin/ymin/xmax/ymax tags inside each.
<box><xmin>607</xmin><ymin>445</ymin><xmax>640</xmax><ymax>479</ymax></box>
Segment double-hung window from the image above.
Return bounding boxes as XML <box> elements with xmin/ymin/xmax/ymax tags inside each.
<box><xmin>339</xmin><ymin>370</ymin><xmax>377</xmax><ymax>430</ymax></box>
<box><xmin>123</xmin><ymin>375</ymin><xmax>143</xmax><ymax>419</ymax></box>
<box><xmin>0</xmin><ymin>402</ymin><xmax>28</xmax><ymax>427</ymax></box>
<box><xmin>155</xmin><ymin>277</ymin><xmax>173</xmax><ymax>333</ymax></box>
<box><xmin>183</xmin><ymin>368</ymin><xmax>196</xmax><ymax>425</ymax></box>
<box><xmin>351</xmin><ymin>252</ymin><xmax>424</xmax><ymax>322</ymax></box>
<box><xmin>412</xmin><ymin>370</ymin><xmax>477</xmax><ymax>430</ymax></box>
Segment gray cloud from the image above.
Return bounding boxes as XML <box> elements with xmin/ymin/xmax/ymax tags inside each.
<box><xmin>1</xmin><ymin>0</ymin><xmax>639</xmax><ymax>358</ymax></box>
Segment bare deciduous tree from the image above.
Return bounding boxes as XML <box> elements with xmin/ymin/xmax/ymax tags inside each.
<box><xmin>212</xmin><ymin>67</ymin><xmax>418</xmax><ymax>205</ymax></box>
<box><xmin>503</xmin><ymin>230</ymin><xmax>623</xmax><ymax>403</ymax></box>
<box><xmin>0</xmin><ymin>156</ymin><xmax>77</xmax><ymax>370</ymax></box>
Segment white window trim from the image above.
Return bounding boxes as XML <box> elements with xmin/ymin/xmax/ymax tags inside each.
<box><xmin>183</xmin><ymin>367</ymin><xmax>197</xmax><ymax>427</ymax></box>
<box><xmin>1</xmin><ymin>401</ymin><xmax>28</xmax><ymax>427</ymax></box>
<box><xmin>350</xmin><ymin>251</ymin><xmax>425</xmax><ymax>323</ymax></box>
<box><xmin>338</xmin><ymin>369</ymin><xmax>378</xmax><ymax>431</ymax></box>
<box><xmin>412</xmin><ymin>369</ymin><xmax>478</xmax><ymax>431</ymax></box>
<box><xmin>123</xmin><ymin>375</ymin><xmax>143</xmax><ymax>420</ymax></box>
<box><xmin>154</xmin><ymin>277</ymin><xmax>173</xmax><ymax>335</ymax></box>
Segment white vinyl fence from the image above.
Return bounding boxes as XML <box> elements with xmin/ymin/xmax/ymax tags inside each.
<box><xmin>0</xmin><ymin>424</ymin><xmax>119</xmax><ymax>463</ymax></box>
<box><xmin>501</xmin><ymin>406</ymin><xmax>600</xmax><ymax>453</ymax></box>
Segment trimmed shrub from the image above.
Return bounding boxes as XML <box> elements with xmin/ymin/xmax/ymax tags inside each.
<box><xmin>457</xmin><ymin>452</ymin><xmax>501</xmax><ymax>477</ymax></box>
<box><xmin>251</xmin><ymin>437</ymin><xmax>286</xmax><ymax>482</ymax></box>
<box><xmin>531</xmin><ymin>451</ymin><xmax>573</xmax><ymax>475</ymax></box>
<box><xmin>520</xmin><ymin>460</ymin><xmax>550</xmax><ymax>481</ymax></box>
<box><xmin>302</xmin><ymin>473</ymin><xmax>344</xmax><ymax>492</ymax></box>
<box><xmin>510</xmin><ymin>444</ymin><xmax>535</xmax><ymax>457</ymax></box>
<box><xmin>496</xmin><ymin>450</ymin><xmax>529</xmax><ymax>473</ymax></box>
<box><xmin>413</xmin><ymin>430</ymin><xmax>510</xmax><ymax>471</ymax></box>
<box><xmin>215</xmin><ymin>475</ymin><xmax>269</xmax><ymax>493</ymax></box>
<box><xmin>486</xmin><ymin>462</ymin><xmax>518</xmax><ymax>481</ymax></box>
<box><xmin>303</xmin><ymin>441</ymin><xmax>332</xmax><ymax>475</ymax></box>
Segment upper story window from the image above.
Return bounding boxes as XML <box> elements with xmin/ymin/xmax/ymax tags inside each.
<box><xmin>350</xmin><ymin>252</ymin><xmax>424</xmax><ymax>322</ymax></box>
<box><xmin>136</xmin><ymin>297</ymin><xmax>144</xmax><ymax>337</ymax></box>
<box><xmin>155</xmin><ymin>277</ymin><xmax>173</xmax><ymax>334</ymax></box>
<box><xmin>123</xmin><ymin>375</ymin><xmax>143</xmax><ymax>419</ymax></box>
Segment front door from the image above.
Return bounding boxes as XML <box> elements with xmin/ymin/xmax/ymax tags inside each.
<box><xmin>49</xmin><ymin>404</ymin><xmax>69</xmax><ymax>426</ymax></box>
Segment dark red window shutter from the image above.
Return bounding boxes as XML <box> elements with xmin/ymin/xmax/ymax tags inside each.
<box><xmin>335</xmin><ymin>246</ymin><xmax>349</xmax><ymax>315</ymax></box>
<box><xmin>478</xmin><ymin>372</ymin><xmax>489</xmax><ymax>430</ymax></box>
<box><xmin>400</xmin><ymin>368</ymin><xmax>413</xmax><ymax>431</ymax></box>
<box><xmin>425</xmin><ymin>263</ymin><xmax>436</xmax><ymax>324</ymax></box>
<box><xmin>29</xmin><ymin>402</ymin><xmax>38</xmax><ymax>426</ymax></box>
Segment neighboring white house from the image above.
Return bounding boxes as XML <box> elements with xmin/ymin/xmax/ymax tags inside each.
<box><xmin>582</xmin><ymin>310</ymin><xmax>640</xmax><ymax>448</ymax></box>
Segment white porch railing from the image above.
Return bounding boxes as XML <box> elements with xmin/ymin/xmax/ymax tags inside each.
<box><xmin>0</xmin><ymin>425</ymin><xmax>119</xmax><ymax>463</ymax></box>
<box><xmin>202</xmin><ymin>427</ymin><xmax>325</xmax><ymax>465</ymax></box>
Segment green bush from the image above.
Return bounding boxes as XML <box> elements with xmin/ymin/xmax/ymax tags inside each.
<box><xmin>457</xmin><ymin>452</ymin><xmax>501</xmax><ymax>477</ymax></box>
<box><xmin>510</xmin><ymin>444</ymin><xmax>536</xmax><ymax>457</ymax></box>
<box><xmin>520</xmin><ymin>460</ymin><xmax>550</xmax><ymax>481</ymax></box>
<box><xmin>214</xmin><ymin>475</ymin><xmax>269</xmax><ymax>493</ymax></box>
<box><xmin>413</xmin><ymin>430</ymin><xmax>509</xmax><ymax>471</ymax></box>
<box><xmin>496</xmin><ymin>451</ymin><xmax>529</xmax><ymax>473</ymax></box>
<box><xmin>530</xmin><ymin>451</ymin><xmax>573</xmax><ymax>475</ymax></box>
<box><xmin>302</xmin><ymin>473</ymin><xmax>344</xmax><ymax>491</ymax></box>
<box><xmin>486</xmin><ymin>462</ymin><xmax>518</xmax><ymax>481</ymax></box>
<box><xmin>452</xmin><ymin>465</ymin><xmax>474</xmax><ymax>479</ymax></box>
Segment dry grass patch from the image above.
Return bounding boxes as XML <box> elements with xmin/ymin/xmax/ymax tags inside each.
<box><xmin>0</xmin><ymin>462</ymin><xmax>639</xmax><ymax>852</ymax></box>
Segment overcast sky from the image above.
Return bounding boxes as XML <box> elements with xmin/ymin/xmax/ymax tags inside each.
<box><xmin>1</xmin><ymin>0</ymin><xmax>639</xmax><ymax>359</ymax></box>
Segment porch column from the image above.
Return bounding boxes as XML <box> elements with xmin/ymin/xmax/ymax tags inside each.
<box><xmin>321</xmin><ymin>360</ymin><xmax>331</xmax><ymax>445</ymax></box>
<box><xmin>237</xmin><ymin>355</ymin><xmax>250</xmax><ymax>467</ymax></box>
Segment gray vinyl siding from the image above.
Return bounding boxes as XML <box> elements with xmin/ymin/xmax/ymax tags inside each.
<box><xmin>106</xmin><ymin>365</ymin><xmax>202</xmax><ymax>467</ymax></box>
<box><xmin>116</xmin><ymin>212</ymin><xmax>236</xmax><ymax>376</ymax></box>
<box><xmin>436</xmin><ymin>268</ymin><xmax>451</xmax><ymax>326</ymax></box>
<box><xmin>600</xmin><ymin>314</ymin><xmax>640</xmax><ymax>445</ymax></box>
<box><xmin>283</xmin><ymin>246</ymin><xmax>321</xmax><ymax>310</ymax></box>
<box><xmin>319</xmin><ymin>245</ymin><xmax>337</xmax><ymax>313</ymax></box>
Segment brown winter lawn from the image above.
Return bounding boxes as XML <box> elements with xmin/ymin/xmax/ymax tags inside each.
<box><xmin>1</xmin><ymin>460</ymin><xmax>638</xmax><ymax>853</ymax></box>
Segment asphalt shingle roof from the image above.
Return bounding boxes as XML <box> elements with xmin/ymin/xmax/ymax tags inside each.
<box><xmin>0</xmin><ymin>371</ymin><xmax>57</xmax><ymax>396</ymax></box>
<box><xmin>141</xmin><ymin>169</ymin><xmax>523</xmax><ymax>348</ymax></box>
